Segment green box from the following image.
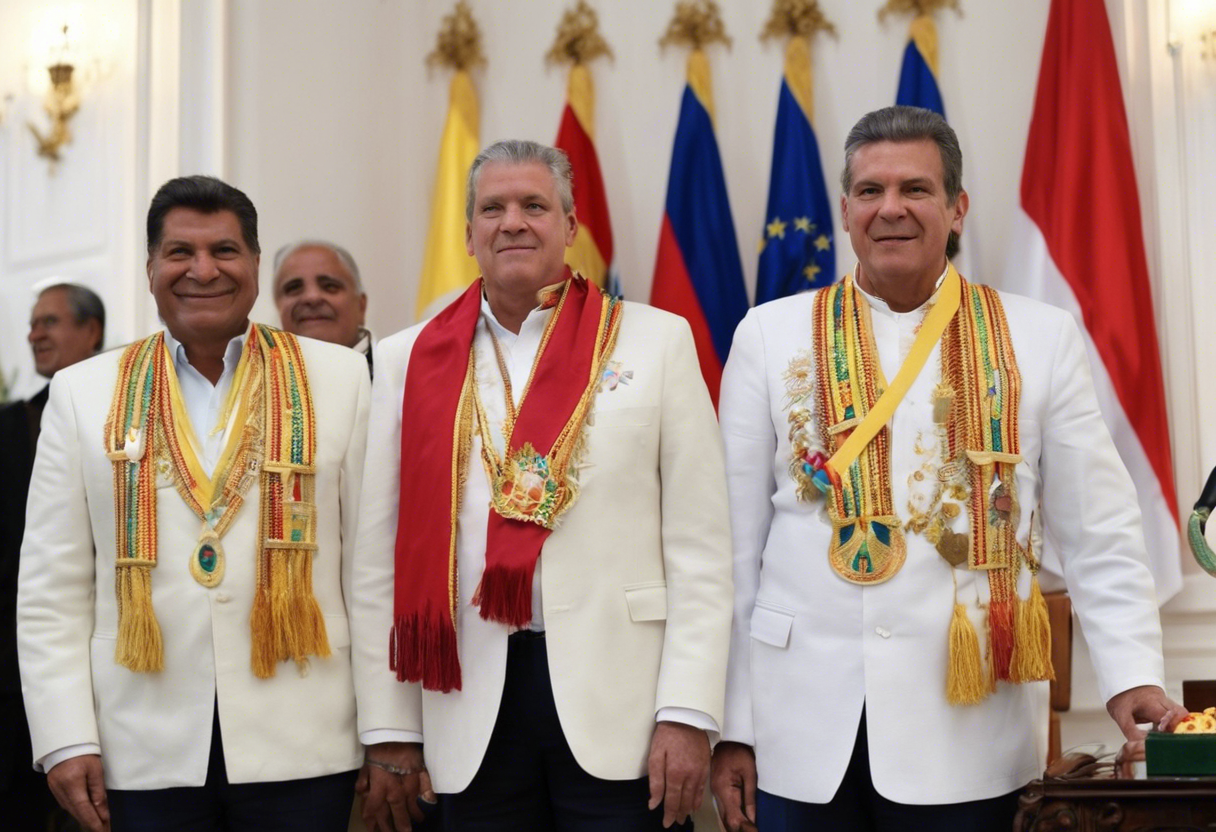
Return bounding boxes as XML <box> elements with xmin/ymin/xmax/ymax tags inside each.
<box><xmin>1146</xmin><ymin>731</ymin><xmax>1216</xmax><ymax>776</ymax></box>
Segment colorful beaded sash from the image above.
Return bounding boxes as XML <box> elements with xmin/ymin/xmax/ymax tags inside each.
<box><xmin>801</xmin><ymin>269</ymin><xmax>1053</xmax><ymax>704</ymax></box>
<box><xmin>104</xmin><ymin>325</ymin><xmax>328</xmax><ymax>678</ymax></box>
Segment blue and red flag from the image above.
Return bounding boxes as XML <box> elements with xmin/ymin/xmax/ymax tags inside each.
<box><xmin>650</xmin><ymin>49</ymin><xmax>748</xmax><ymax>405</ymax></box>
<box><xmin>755</xmin><ymin>36</ymin><xmax>835</xmax><ymax>305</ymax></box>
<box><xmin>896</xmin><ymin>15</ymin><xmax>945</xmax><ymax>116</ymax></box>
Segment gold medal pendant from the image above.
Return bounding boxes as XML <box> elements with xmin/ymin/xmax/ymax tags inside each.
<box><xmin>828</xmin><ymin>516</ymin><xmax>906</xmax><ymax>584</ymax></box>
<box><xmin>189</xmin><ymin>526</ymin><xmax>225</xmax><ymax>587</ymax></box>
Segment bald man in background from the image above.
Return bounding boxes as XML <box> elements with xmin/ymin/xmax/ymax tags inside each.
<box><xmin>273</xmin><ymin>240</ymin><xmax>374</xmax><ymax>376</ymax></box>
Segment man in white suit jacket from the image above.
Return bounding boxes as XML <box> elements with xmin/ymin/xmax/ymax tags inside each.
<box><xmin>351</xmin><ymin>140</ymin><xmax>732</xmax><ymax>832</ymax></box>
<box><xmin>18</xmin><ymin>176</ymin><xmax>371</xmax><ymax>832</ymax></box>
<box><xmin>710</xmin><ymin>107</ymin><xmax>1184</xmax><ymax>831</ymax></box>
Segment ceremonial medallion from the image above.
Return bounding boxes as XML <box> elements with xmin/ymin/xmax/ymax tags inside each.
<box><xmin>828</xmin><ymin>515</ymin><xmax>906</xmax><ymax>584</ymax></box>
<box><xmin>189</xmin><ymin>526</ymin><xmax>225</xmax><ymax>588</ymax></box>
<box><xmin>491</xmin><ymin>443</ymin><xmax>563</xmax><ymax>528</ymax></box>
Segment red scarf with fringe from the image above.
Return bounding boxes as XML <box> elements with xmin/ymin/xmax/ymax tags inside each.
<box><xmin>391</xmin><ymin>272</ymin><xmax>620</xmax><ymax>691</ymax></box>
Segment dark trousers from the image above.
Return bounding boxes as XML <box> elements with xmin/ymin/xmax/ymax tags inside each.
<box><xmin>107</xmin><ymin>705</ymin><xmax>357</xmax><ymax>832</ymax></box>
<box><xmin>757</xmin><ymin>710</ymin><xmax>1021</xmax><ymax>831</ymax></box>
<box><xmin>441</xmin><ymin>630</ymin><xmax>694</xmax><ymax>832</ymax></box>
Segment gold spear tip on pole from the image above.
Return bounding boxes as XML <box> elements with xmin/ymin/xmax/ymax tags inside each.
<box><xmin>547</xmin><ymin>0</ymin><xmax>614</xmax><ymax>67</ymax></box>
<box><xmin>426</xmin><ymin>0</ymin><xmax>486</xmax><ymax>72</ymax></box>
<box><xmin>760</xmin><ymin>0</ymin><xmax>837</xmax><ymax>43</ymax></box>
<box><xmin>878</xmin><ymin>0</ymin><xmax>963</xmax><ymax>23</ymax></box>
<box><xmin>660</xmin><ymin>0</ymin><xmax>732</xmax><ymax>52</ymax></box>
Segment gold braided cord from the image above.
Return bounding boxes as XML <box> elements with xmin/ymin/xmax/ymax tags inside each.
<box><xmin>547</xmin><ymin>0</ymin><xmax>613</xmax><ymax>67</ymax></box>
<box><xmin>427</xmin><ymin>1</ymin><xmax>486</xmax><ymax>72</ymax></box>
<box><xmin>760</xmin><ymin>0</ymin><xmax>836</xmax><ymax>42</ymax></box>
<box><xmin>660</xmin><ymin>0</ymin><xmax>732</xmax><ymax>51</ymax></box>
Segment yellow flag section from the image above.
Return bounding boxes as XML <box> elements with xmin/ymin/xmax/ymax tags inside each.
<box><xmin>556</xmin><ymin>64</ymin><xmax>615</xmax><ymax>290</ymax></box>
<box><xmin>416</xmin><ymin>70</ymin><xmax>480</xmax><ymax>320</ymax></box>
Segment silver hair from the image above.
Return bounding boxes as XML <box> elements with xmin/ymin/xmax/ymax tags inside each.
<box><xmin>39</xmin><ymin>282</ymin><xmax>105</xmax><ymax>353</ymax></box>
<box><xmin>841</xmin><ymin>106</ymin><xmax>964</xmax><ymax>258</ymax></box>
<box><xmin>272</xmin><ymin>240</ymin><xmax>364</xmax><ymax>294</ymax></box>
<box><xmin>465</xmin><ymin>139</ymin><xmax>574</xmax><ymax>222</ymax></box>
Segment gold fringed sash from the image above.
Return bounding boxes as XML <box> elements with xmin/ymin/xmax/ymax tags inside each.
<box><xmin>105</xmin><ymin>325</ymin><xmax>327</xmax><ymax>677</ymax></box>
<box><xmin>805</xmin><ymin>268</ymin><xmax>1053</xmax><ymax>705</ymax></box>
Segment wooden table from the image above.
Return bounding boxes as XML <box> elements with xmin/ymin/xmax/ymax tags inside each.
<box><xmin>1016</xmin><ymin>775</ymin><xmax>1216</xmax><ymax>830</ymax></box>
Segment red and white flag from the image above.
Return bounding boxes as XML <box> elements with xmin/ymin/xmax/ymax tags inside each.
<box><xmin>1007</xmin><ymin>0</ymin><xmax>1181</xmax><ymax>601</ymax></box>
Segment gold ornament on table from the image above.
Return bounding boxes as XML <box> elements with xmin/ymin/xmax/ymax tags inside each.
<box><xmin>760</xmin><ymin>0</ymin><xmax>837</xmax><ymax>42</ymax></box>
<box><xmin>878</xmin><ymin>0</ymin><xmax>963</xmax><ymax>21</ymax></box>
<box><xmin>660</xmin><ymin>0</ymin><xmax>732</xmax><ymax>52</ymax></box>
<box><xmin>427</xmin><ymin>1</ymin><xmax>486</xmax><ymax>73</ymax></box>
<box><xmin>547</xmin><ymin>0</ymin><xmax>613</xmax><ymax>67</ymax></box>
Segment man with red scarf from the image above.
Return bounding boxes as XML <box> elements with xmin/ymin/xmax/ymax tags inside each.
<box><xmin>351</xmin><ymin>140</ymin><xmax>732</xmax><ymax>831</ymax></box>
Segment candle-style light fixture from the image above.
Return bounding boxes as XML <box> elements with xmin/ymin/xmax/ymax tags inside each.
<box><xmin>27</xmin><ymin>24</ymin><xmax>82</xmax><ymax>165</ymax></box>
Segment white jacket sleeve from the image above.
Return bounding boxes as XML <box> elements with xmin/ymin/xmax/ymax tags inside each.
<box><xmin>717</xmin><ymin>309</ymin><xmax>778</xmax><ymax>747</ymax></box>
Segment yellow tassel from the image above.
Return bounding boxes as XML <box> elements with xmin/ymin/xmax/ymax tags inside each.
<box><xmin>114</xmin><ymin>566</ymin><xmax>164</xmax><ymax>672</ymax></box>
<box><xmin>286</xmin><ymin>549</ymin><xmax>331</xmax><ymax>662</ymax></box>
<box><xmin>1014</xmin><ymin>577</ymin><xmax>1055</xmax><ymax>683</ymax></box>
<box><xmin>250</xmin><ymin>583</ymin><xmax>276</xmax><ymax>679</ymax></box>
<box><xmin>946</xmin><ymin>603</ymin><xmax>987</xmax><ymax>705</ymax></box>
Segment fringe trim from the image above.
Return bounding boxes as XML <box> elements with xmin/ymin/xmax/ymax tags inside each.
<box><xmin>252</xmin><ymin>549</ymin><xmax>330</xmax><ymax>679</ymax></box>
<box><xmin>390</xmin><ymin>611</ymin><xmax>462</xmax><ymax>692</ymax></box>
<box><xmin>1011</xmin><ymin>576</ymin><xmax>1054</xmax><ymax>684</ymax></box>
<box><xmin>987</xmin><ymin>598</ymin><xmax>1016</xmax><ymax>686</ymax></box>
<box><xmin>471</xmin><ymin>563</ymin><xmax>534</xmax><ymax>629</ymax></box>
<box><xmin>946</xmin><ymin>603</ymin><xmax>986</xmax><ymax>705</ymax></box>
<box><xmin>114</xmin><ymin>564</ymin><xmax>164</xmax><ymax>672</ymax></box>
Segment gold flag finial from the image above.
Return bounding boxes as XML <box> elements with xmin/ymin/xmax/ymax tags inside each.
<box><xmin>760</xmin><ymin>0</ymin><xmax>836</xmax><ymax>43</ymax></box>
<box><xmin>878</xmin><ymin>0</ymin><xmax>962</xmax><ymax>23</ymax></box>
<box><xmin>547</xmin><ymin>0</ymin><xmax>613</xmax><ymax>67</ymax></box>
<box><xmin>426</xmin><ymin>1</ymin><xmax>486</xmax><ymax>72</ymax></box>
<box><xmin>660</xmin><ymin>0</ymin><xmax>732</xmax><ymax>52</ymax></box>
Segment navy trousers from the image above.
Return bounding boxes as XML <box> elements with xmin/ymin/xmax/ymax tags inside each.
<box><xmin>756</xmin><ymin>709</ymin><xmax>1021</xmax><ymax>831</ymax></box>
<box><xmin>106</xmin><ymin>705</ymin><xmax>357</xmax><ymax>832</ymax></box>
<box><xmin>441</xmin><ymin>630</ymin><xmax>695</xmax><ymax>832</ymax></box>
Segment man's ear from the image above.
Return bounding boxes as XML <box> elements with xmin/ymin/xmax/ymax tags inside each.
<box><xmin>564</xmin><ymin>210</ymin><xmax>578</xmax><ymax>248</ymax></box>
<box><xmin>840</xmin><ymin>193</ymin><xmax>851</xmax><ymax>233</ymax></box>
<box><xmin>466</xmin><ymin>222</ymin><xmax>474</xmax><ymax>257</ymax></box>
<box><xmin>951</xmin><ymin>190</ymin><xmax>970</xmax><ymax>235</ymax></box>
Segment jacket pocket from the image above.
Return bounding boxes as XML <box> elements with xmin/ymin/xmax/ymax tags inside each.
<box><xmin>750</xmin><ymin>601</ymin><xmax>795</xmax><ymax>648</ymax></box>
<box><xmin>591</xmin><ymin>406</ymin><xmax>656</xmax><ymax>428</ymax></box>
<box><xmin>623</xmin><ymin>581</ymin><xmax>668</xmax><ymax>622</ymax></box>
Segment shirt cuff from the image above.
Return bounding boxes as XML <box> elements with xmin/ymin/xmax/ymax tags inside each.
<box><xmin>360</xmin><ymin>729</ymin><xmax>424</xmax><ymax>747</ymax></box>
<box><xmin>39</xmin><ymin>744</ymin><xmax>101</xmax><ymax>773</ymax></box>
<box><xmin>656</xmin><ymin>707</ymin><xmax>720</xmax><ymax>743</ymax></box>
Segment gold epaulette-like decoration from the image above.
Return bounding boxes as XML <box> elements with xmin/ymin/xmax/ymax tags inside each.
<box><xmin>877</xmin><ymin>0</ymin><xmax>962</xmax><ymax>22</ymax></box>
<box><xmin>760</xmin><ymin>0</ymin><xmax>837</xmax><ymax>43</ymax></box>
<box><xmin>426</xmin><ymin>1</ymin><xmax>485</xmax><ymax>73</ymax></box>
<box><xmin>547</xmin><ymin>0</ymin><xmax>613</xmax><ymax>67</ymax></box>
<box><xmin>660</xmin><ymin>0</ymin><xmax>732</xmax><ymax>52</ymax></box>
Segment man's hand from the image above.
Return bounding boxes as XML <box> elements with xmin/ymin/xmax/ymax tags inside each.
<box><xmin>356</xmin><ymin>742</ymin><xmax>435</xmax><ymax>832</ymax></box>
<box><xmin>647</xmin><ymin>721</ymin><xmax>710</xmax><ymax>829</ymax></box>
<box><xmin>1107</xmin><ymin>684</ymin><xmax>1188</xmax><ymax>778</ymax></box>
<box><xmin>47</xmin><ymin>754</ymin><xmax>109</xmax><ymax>832</ymax></box>
<box><xmin>711</xmin><ymin>741</ymin><xmax>757</xmax><ymax>832</ymax></box>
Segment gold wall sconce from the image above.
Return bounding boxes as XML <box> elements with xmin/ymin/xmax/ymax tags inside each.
<box><xmin>27</xmin><ymin>25</ymin><xmax>83</xmax><ymax>165</ymax></box>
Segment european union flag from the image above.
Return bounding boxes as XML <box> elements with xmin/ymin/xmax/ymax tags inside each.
<box><xmin>755</xmin><ymin>49</ymin><xmax>835</xmax><ymax>305</ymax></box>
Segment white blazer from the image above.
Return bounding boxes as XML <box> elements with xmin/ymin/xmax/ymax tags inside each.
<box><xmin>351</xmin><ymin>302</ymin><xmax>733</xmax><ymax>794</ymax></box>
<box><xmin>18</xmin><ymin>333</ymin><xmax>370</xmax><ymax>790</ymax></box>
<box><xmin>718</xmin><ymin>288</ymin><xmax>1165</xmax><ymax>805</ymax></box>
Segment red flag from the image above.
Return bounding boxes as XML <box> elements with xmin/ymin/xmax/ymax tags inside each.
<box><xmin>1009</xmin><ymin>0</ymin><xmax>1180</xmax><ymax>599</ymax></box>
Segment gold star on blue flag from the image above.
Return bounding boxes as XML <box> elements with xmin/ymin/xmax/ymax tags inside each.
<box><xmin>756</xmin><ymin>39</ymin><xmax>835</xmax><ymax>303</ymax></box>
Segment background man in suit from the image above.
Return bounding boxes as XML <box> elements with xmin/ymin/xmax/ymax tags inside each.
<box><xmin>351</xmin><ymin>139</ymin><xmax>733</xmax><ymax>832</ymax></box>
<box><xmin>18</xmin><ymin>176</ymin><xmax>370</xmax><ymax>832</ymax></box>
<box><xmin>272</xmin><ymin>240</ymin><xmax>373</xmax><ymax>376</ymax></box>
<box><xmin>710</xmin><ymin>105</ymin><xmax>1184</xmax><ymax>831</ymax></box>
<box><xmin>1</xmin><ymin>283</ymin><xmax>103</xmax><ymax>829</ymax></box>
